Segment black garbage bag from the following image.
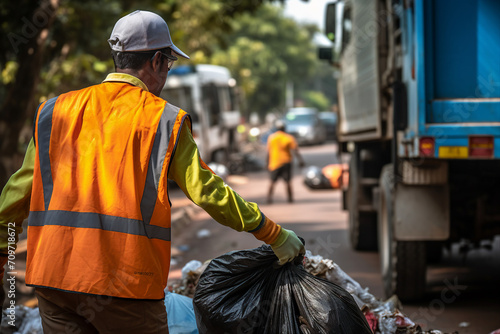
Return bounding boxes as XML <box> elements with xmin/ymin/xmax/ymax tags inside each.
<box><xmin>193</xmin><ymin>245</ymin><xmax>373</xmax><ymax>334</ymax></box>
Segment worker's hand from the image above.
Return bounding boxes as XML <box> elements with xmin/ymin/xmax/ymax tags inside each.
<box><xmin>271</xmin><ymin>229</ymin><xmax>305</xmax><ymax>265</ymax></box>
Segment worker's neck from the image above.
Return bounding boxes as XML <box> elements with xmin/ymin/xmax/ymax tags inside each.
<box><xmin>116</xmin><ymin>68</ymin><xmax>143</xmax><ymax>82</ymax></box>
<box><xmin>116</xmin><ymin>67</ymin><xmax>162</xmax><ymax>96</ymax></box>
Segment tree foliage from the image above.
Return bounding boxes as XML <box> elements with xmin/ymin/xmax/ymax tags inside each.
<box><xmin>209</xmin><ymin>4</ymin><xmax>320</xmax><ymax>118</ymax></box>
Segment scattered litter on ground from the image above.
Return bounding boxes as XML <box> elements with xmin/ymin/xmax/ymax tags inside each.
<box><xmin>1</xmin><ymin>305</ymin><xmax>42</xmax><ymax>334</ymax></box>
<box><xmin>169</xmin><ymin>261</ymin><xmax>209</xmax><ymax>297</ymax></box>
<box><xmin>181</xmin><ymin>260</ymin><xmax>203</xmax><ymax>280</ymax></box>
<box><xmin>458</xmin><ymin>322</ymin><xmax>470</xmax><ymax>328</ymax></box>
<box><xmin>196</xmin><ymin>229</ymin><xmax>211</xmax><ymax>239</ymax></box>
<box><xmin>178</xmin><ymin>244</ymin><xmax>190</xmax><ymax>252</ymax></box>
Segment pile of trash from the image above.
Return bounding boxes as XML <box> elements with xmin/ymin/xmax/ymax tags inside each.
<box><xmin>168</xmin><ymin>259</ymin><xmax>209</xmax><ymax>297</ymax></box>
<box><xmin>302</xmin><ymin>251</ymin><xmax>452</xmax><ymax>334</ymax></box>
<box><xmin>3</xmin><ymin>251</ymin><xmax>497</xmax><ymax>333</ymax></box>
<box><xmin>169</xmin><ymin>251</ymin><xmax>457</xmax><ymax>334</ymax></box>
<box><xmin>0</xmin><ymin>305</ymin><xmax>42</xmax><ymax>334</ymax></box>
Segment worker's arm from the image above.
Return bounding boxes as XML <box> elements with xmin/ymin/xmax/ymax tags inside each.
<box><xmin>0</xmin><ymin>139</ymin><xmax>35</xmax><ymax>280</ymax></box>
<box><xmin>168</xmin><ymin>122</ymin><xmax>304</xmax><ymax>262</ymax></box>
<box><xmin>168</xmin><ymin>122</ymin><xmax>278</xmax><ymax>240</ymax></box>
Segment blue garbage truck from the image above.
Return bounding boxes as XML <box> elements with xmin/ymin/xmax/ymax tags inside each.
<box><xmin>322</xmin><ymin>0</ymin><xmax>500</xmax><ymax>300</ymax></box>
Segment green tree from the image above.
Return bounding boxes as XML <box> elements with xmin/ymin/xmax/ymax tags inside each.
<box><xmin>209</xmin><ymin>4</ymin><xmax>319</xmax><ymax>120</ymax></box>
<box><xmin>303</xmin><ymin>91</ymin><xmax>330</xmax><ymax>111</ymax></box>
<box><xmin>297</xmin><ymin>59</ymin><xmax>338</xmax><ymax>111</ymax></box>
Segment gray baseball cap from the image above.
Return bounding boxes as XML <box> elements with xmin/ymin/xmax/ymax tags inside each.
<box><xmin>108</xmin><ymin>10</ymin><xmax>189</xmax><ymax>59</ymax></box>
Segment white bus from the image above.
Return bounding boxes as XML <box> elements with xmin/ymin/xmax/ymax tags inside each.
<box><xmin>161</xmin><ymin>64</ymin><xmax>240</xmax><ymax>163</ymax></box>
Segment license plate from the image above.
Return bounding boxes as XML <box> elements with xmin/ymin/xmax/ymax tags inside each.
<box><xmin>438</xmin><ymin>146</ymin><xmax>468</xmax><ymax>159</ymax></box>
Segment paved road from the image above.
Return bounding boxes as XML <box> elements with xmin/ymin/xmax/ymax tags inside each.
<box><xmin>168</xmin><ymin>142</ymin><xmax>500</xmax><ymax>334</ymax></box>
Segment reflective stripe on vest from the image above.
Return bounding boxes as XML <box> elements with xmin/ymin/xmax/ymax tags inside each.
<box><xmin>140</xmin><ymin>103</ymin><xmax>180</xmax><ymax>224</ymax></box>
<box><xmin>29</xmin><ymin>211</ymin><xmax>171</xmax><ymax>241</ymax></box>
<box><xmin>37</xmin><ymin>96</ymin><xmax>57</xmax><ymax>211</ymax></box>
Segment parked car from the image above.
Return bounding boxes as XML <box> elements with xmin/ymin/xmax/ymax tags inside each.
<box><xmin>284</xmin><ymin>108</ymin><xmax>327</xmax><ymax>145</ymax></box>
<box><xmin>319</xmin><ymin>111</ymin><xmax>338</xmax><ymax>141</ymax></box>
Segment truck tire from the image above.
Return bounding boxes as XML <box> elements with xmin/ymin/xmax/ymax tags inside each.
<box><xmin>379</xmin><ymin>165</ymin><xmax>426</xmax><ymax>301</ymax></box>
<box><xmin>348</xmin><ymin>148</ymin><xmax>378</xmax><ymax>251</ymax></box>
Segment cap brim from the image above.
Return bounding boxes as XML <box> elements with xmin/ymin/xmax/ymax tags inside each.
<box><xmin>171</xmin><ymin>44</ymin><xmax>189</xmax><ymax>59</ymax></box>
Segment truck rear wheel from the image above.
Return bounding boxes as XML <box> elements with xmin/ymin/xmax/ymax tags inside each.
<box><xmin>348</xmin><ymin>147</ymin><xmax>378</xmax><ymax>251</ymax></box>
<box><xmin>379</xmin><ymin>165</ymin><xmax>426</xmax><ymax>301</ymax></box>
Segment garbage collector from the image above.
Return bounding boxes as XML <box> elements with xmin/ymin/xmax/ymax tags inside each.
<box><xmin>0</xmin><ymin>10</ymin><xmax>305</xmax><ymax>333</ymax></box>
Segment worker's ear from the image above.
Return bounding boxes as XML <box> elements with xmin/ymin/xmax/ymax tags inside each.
<box><xmin>151</xmin><ymin>51</ymin><xmax>163</xmax><ymax>72</ymax></box>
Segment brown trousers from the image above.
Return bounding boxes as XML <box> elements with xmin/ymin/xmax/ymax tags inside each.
<box><xmin>35</xmin><ymin>288</ymin><xmax>169</xmax><ymax>334</ymax></box>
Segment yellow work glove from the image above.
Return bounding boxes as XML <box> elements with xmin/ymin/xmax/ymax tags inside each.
<box><xmin>270</xmin><ymin>228</ymin><xmax>305</xmax><ymax>265</ymax></box>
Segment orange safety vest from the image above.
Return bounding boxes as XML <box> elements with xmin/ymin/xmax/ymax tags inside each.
<box><xmin>25</xmin><ymin>81</ymin><xmax>190</xmax><ymax>300</ymax></box>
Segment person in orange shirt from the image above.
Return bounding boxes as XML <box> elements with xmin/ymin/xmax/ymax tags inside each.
<box><xmin>266</xmin><ymin>120</ymin><xmax>305</xmax><ymax>204</ymax></box>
